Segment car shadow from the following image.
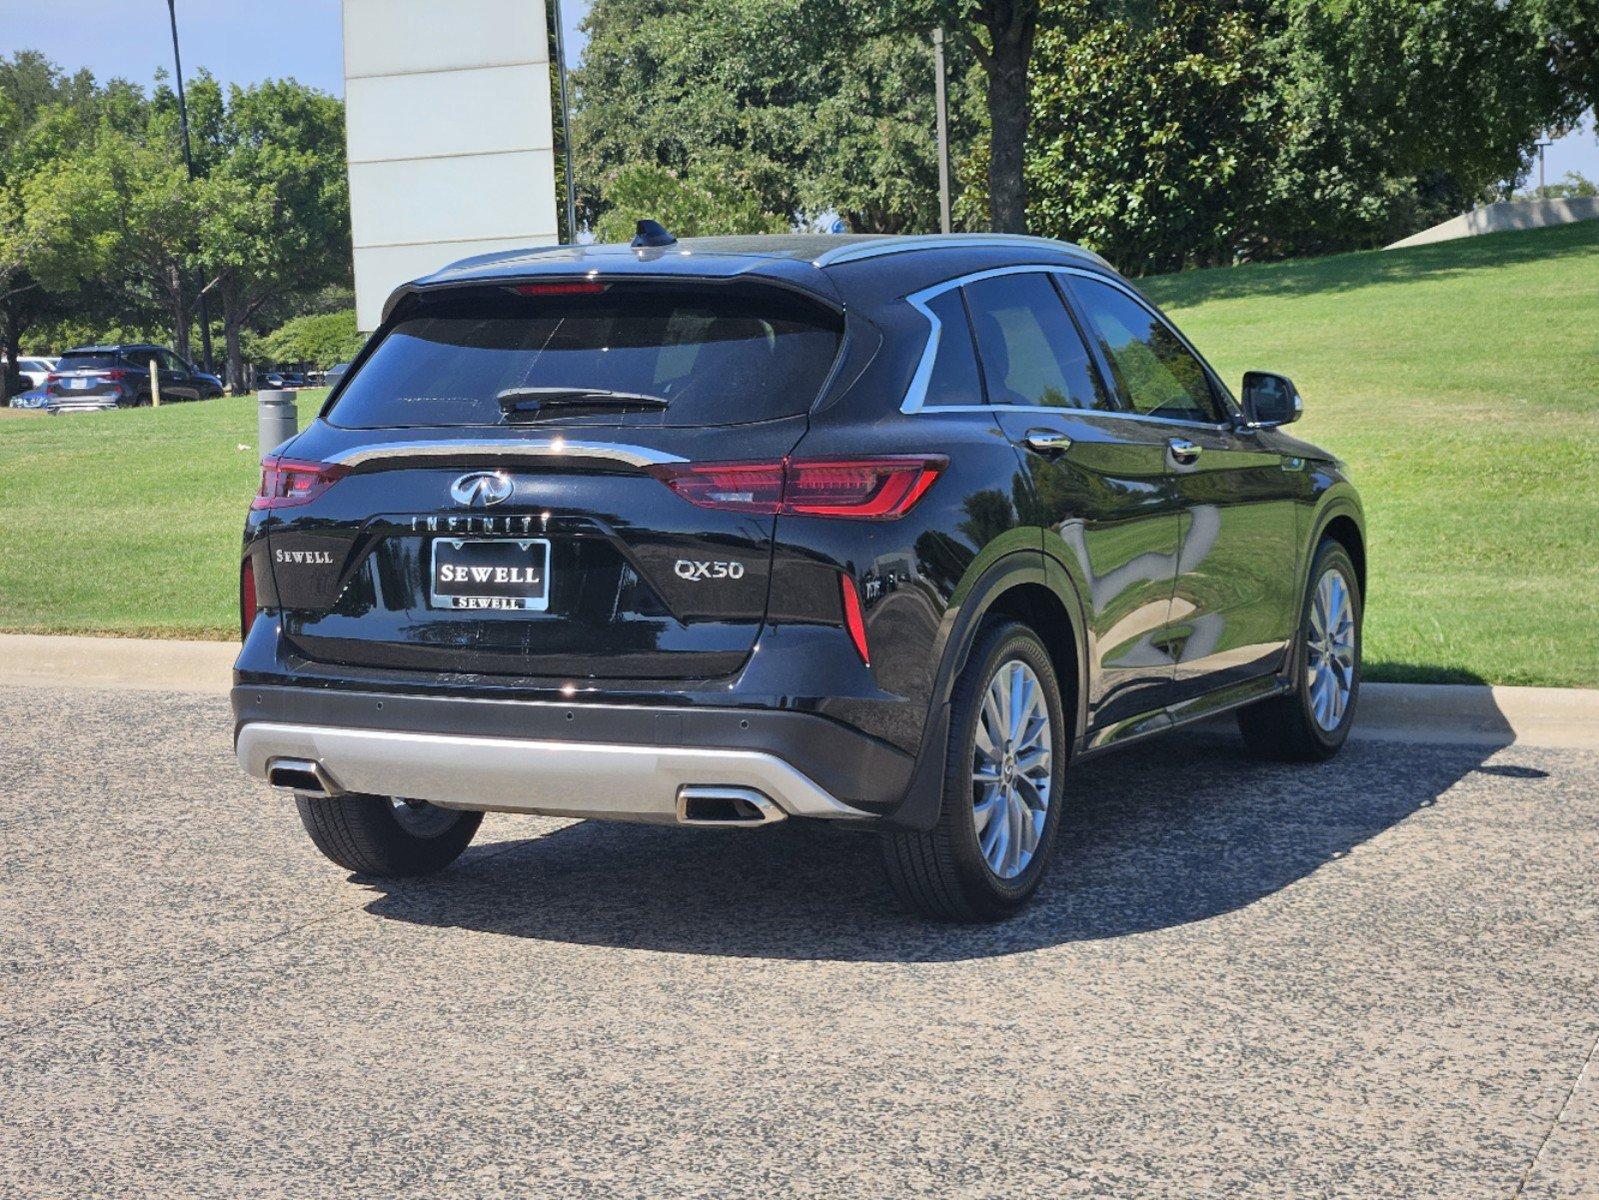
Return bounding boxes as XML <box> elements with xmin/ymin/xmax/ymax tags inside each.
<box><xmin>358</xmin><ymin>727</ymin><xmax>1516</xmax><ymax>963</ymax></box>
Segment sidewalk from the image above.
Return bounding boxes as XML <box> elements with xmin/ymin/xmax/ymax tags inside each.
<box><xmin>1</xmin><ymin>632</ymin><xmax>1594</xmax><ymax>748</ymax></box>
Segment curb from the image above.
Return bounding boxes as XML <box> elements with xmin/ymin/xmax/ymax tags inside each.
<box><xmin>1</xmin><ymin>633</ymin><xmax>1594</xmax><ymax>750</ymax></box>
<box><xmin>0</xmin><ymin>633</ymin><xmax>235</xmax><ymax>696</ymax></box>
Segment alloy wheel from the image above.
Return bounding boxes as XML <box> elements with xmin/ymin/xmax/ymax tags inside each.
<box><xmin>971</xmin><ymin>659</ymin><xmax>1054</xmax><ymax>879</ymax></box>
<box><xmin>1306</xmin><ymin>568</ymin><xmax>1357</xmax><ymax>732</ymax></box>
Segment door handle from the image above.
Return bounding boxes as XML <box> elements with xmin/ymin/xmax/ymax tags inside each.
<box><xmin>1167</xmin><ymin>437</ymin><xmax>1202</xmax><ymax>465</ymax></box>
<box><xmin>1023</xmin><ymin>429</ymin><xmax>1073</xmax><ymax>455</ymax></box>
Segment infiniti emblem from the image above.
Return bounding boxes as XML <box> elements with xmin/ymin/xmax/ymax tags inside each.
<box><xmin>449</xmin><ymin>471</ymin><xmax>514</xmax><ymax>507</ymax></box>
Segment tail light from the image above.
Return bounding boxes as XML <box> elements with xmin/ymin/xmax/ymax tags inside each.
<box><xmin>103</xmin><ymin>368</ymin><xmax>127</xmax><ymax>382</ymax></box>
<box><xmin>240</xmin><ymin>560</ymin><xmax>259</xmax><ymax>640</ymax></box>
<box><xmin>650</xmin><ymin>462</ymin><xmax>787</xmax><ymax>513</ymax></box>
<box><xmin>252</xmin><ymin>457</ymin><xmax>349</xmax><ymax>509</ymax></box>
<box><xmin>651</xmin><ymin>456</ymin><xmax>945</xmax><ymax>520</ymax></box>
<box><xmin>45</xmin><ymin>372</ymin><xmax>62</xmax><ymax>383</ymax></box>
<box><xmin>839</xmin><ymin>573</ymin><xmax>870</xmax><ymax>665</ymax></box>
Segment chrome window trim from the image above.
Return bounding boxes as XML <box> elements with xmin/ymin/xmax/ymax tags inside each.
<box><xmin>813</xmin><ymin>233</ymin><xmax>1112</xmax><ymax>270</ymax></box>
<box><xmin>900</xmin><ymin>263</ymin><xmax>1233</xmax><ymax>430</ymax></box>
<box><xmin>327</xmin><ymin>439</ymin><xmax>687</xmax><ymax>469</ymax></box>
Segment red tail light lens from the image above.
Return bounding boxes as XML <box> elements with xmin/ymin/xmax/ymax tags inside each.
<box><xmin>103</xmin><ymin>368</ymin><xmax>127</xmax><ymax>382</ymax></box>
<box><xmin>240</xmin><ymin>560</ymin><xmax>259</xmax><ymax>641</ymax></box>
<box><xmin>252</xmin><ymin>457</ymin><xmax>349</xmax><ymax>509</ymax></box>
<box><xmin>651</xmin><ymin>456</ymin><xmax>945</xmax><ymax>520</ymax></box>
<box><xmin>650</xmin><ymin>461</ymin><xmax>787</xmax><ymax>514</ymax></box>
<box><xmin>785</xmin><ymin>458</ymin><xmax>945</xmax><ymax>518</ymax></box>
<box><xmin>45</xmin><ymin>372</ymin><xmax>62</xmax><ymax>383</ymax></box>
<box><xmin>839</xmin><ymin>573</ymin><xmax>870</xmax><ymax>665</ymax></box>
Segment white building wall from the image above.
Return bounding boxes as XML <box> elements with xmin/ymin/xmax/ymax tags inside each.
<box><xmin>343</xmin><ymin>0</ymin><xmax>559</xmax><ymax>330</ymax></box>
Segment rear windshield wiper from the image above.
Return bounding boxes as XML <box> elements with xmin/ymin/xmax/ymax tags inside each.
<box><xmin>496</xmin><ymin>386</ymin><xmax>670</xmax><ymax>419</ymax></box>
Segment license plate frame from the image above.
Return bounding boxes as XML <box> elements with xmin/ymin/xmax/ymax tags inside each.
<box><xmin>428</xmin><ymin>537</ymin><xmax>551</xmax><ymax>612</ymax></box>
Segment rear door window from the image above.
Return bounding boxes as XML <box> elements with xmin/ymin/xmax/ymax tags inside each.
<box><xmin>963</xmin><ymin>273</ymin><xmax>1110</xmax><ymax>410</ymax></box>
<box><xmin>327</xmin><ymin>285</ymin><xmax>843</xmax><ymax>428</ymax></box>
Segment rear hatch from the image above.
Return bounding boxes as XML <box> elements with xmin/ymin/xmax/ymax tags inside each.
<box><xmin>261</xmin><ymin>279</ymin><xmax>843</xmax><ymax>680</ymax></box>
<box><xmin>48</xmin><ymin>352</ymin><xmax>130</xmax><ymax>404</ymax></box>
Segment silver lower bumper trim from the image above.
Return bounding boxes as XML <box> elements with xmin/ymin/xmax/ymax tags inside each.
<box><xmin>236</xmin><ymin>722</ymin><xmax>872</xmax><ymax>824</ymax></box>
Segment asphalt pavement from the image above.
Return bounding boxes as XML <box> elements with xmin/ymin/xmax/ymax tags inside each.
<box><xmin>1</xmin><ymin>683</ymin><xmax>1594</xmax><ymax>1198</ymax></box>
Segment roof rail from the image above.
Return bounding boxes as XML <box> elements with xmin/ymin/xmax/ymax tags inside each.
<box><xmin>811</xmin><ymin>233</ymin><xmax>1112</xmax><ymax>270</ymax></box>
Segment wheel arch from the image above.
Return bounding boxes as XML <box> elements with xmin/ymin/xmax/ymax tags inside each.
<box><xmin>1310</xmin><ymin>491</ymin><xmax>1366</xmax><ymax>600</ymax></box>
<box><xmin>887</xmin><ymin>550</ymin><xmax>1088</xmax><ymax>832</ymax></box>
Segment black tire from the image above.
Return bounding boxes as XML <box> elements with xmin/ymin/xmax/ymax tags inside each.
<box><xmin>880</xmin><ymin>621</ymin><xmax>1068</xmax><ymax>921</ymax></box>
<box><xmin>295</xmin><ymin>792</ymin><xmax>483</xmax><ymax>877</ymax></box>
<box><xmin>1237</xmin><ymin>539</ymin><xmax>1362</xmax><ymax>761</ymax></box>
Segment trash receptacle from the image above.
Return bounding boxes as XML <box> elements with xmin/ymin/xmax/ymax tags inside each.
<box><xmin>257</xmin><ymin>390</ymin><xmax>298</xmax><ymax>456</ymax></box>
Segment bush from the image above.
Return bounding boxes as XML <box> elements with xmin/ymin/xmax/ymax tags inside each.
<box><xmin>257</xmin><ymin>310</ymin><xmax>365</xmax><ymax>367</ymax></box>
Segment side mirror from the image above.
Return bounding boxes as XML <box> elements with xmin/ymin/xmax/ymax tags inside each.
<box><xmin>1242</xmin><ymin>371</ymin><xmax>1302</xmax><ymax>427</ymax></box>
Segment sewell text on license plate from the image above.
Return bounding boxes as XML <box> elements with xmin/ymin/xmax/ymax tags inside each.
<box><xmin>428</xmin><ymin>537</ymin><xmax>551</xmax><ymax>611</ymax></box>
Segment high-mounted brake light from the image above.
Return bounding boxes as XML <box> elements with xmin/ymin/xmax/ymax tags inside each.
<box><xmin>252</xmin><ymin>457</ymin><xmax>349</xmax><ymax>510</ymax></box>
<box><xmin>240</xmin><ymin>560</ymin><xmax>259</xmax><ymax>641</ymax></box>
<box><xmin>512</xmin><ymin>281</ymin><xmax>608</xmax><ymax>296</ymax></box>
<box><xmin>839</xmin><ymin>573</ymin><xmax>870</xmax><ymax>665</ymax></box>
<box><xmin>651</xmin><ymin>456</ymin><xmax>946</xmax><ymax>520</ymax></box>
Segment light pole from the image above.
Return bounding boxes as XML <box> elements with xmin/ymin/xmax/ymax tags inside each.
<box><xmin>165</xmin><ymin>0</ymin><xmax>213</xmax><ymax>371</ymax></box>
<box><xmin>552</xmin><ymin>0</ymin><xmax>577</xmax><ymax>243</ymax></box>
<box><xmin>1535</xmin><ymin>138</ymin><xmax>1553</xmax><ymax>199</ymax></box>
<box><xmin>932</xmin><ymin>28</ymin><xmax>952</xmax><ymax>234</ymax></box>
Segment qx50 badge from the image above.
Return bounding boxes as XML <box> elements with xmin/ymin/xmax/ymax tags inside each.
<box><xmin>449</xmin><ymin>471</ymin><xmax>514</xmax><ymax>507</ymax></box>
<box><xmin>675</xmin><ymin>560</ymin><xmax>746</xmax><ymax>581</ymax></box>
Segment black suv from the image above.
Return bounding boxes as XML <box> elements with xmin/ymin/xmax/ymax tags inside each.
<box><xmin>46</xmin><ymin>343</ymin><xmax>223</xmax><ymax>412</ymax></box>
<box><xmin>233</xmin><ymin>230</ymin><xmax>1364</xmax><ymax>920</ymax></box>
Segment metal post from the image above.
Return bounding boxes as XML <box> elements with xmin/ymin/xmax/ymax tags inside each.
<box><xmin>166</xmin><ymin>0</ymin><xmax>213</xmax><ymax>372</ymax></box>
<box><xmin>257</xmin><ymin>390</ymin><xmax>299</xmax><ymax>457</ymax></box>
<box><xmin>1536</xmin><ymin>139</ymin><xmax>1552</xmax><ymax>199</ymax></box>
<box><xmin>552</xmin><ymin>0</ymin><xmax>577</xmax><ymax>243</ymax></box>
<box><xmin>933</xmin><ymin>28</ymin><xmax>952</xmax><ymax>235</ymax></box>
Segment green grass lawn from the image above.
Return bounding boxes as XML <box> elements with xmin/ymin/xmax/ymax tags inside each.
<box><xmin>1141</xmin><ymin>220</ymin><xmax>1599</xmax><ymax>687</ymax></box>
<box><xmin>1</xmin><ymin>220</ymin><xmax>1596</xmax><ymax>685</ymax></box>
<box><xmin>0</xmin><ymin>391</ymin><xmax>325</xmax><ymax>639</ymax></box>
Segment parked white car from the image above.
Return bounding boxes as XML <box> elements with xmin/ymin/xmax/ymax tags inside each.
<box><xmin>10</xmin><ymin>357</ymin><xmax>57</xmax><ymax>389</ymax></box>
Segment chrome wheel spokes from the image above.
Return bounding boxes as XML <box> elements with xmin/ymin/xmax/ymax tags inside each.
<box><xmin>972</xmin><ymin>659</ymin><xmax>1054</xmax><ymax>879</ymax></box>
<box><xmin>1305</xmin><ymin>568</ymin><xmax>1357</xmax><ymax>732</ymax></box>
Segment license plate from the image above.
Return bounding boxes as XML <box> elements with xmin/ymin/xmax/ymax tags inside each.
<box><xmin>69</xmin><ymin>378</ymin><xmax>88</xmax><ymax>389</ymax></box>
<box><xmin>429</xmin><ymin>538</ymin><xmax>550</xmax><ymax>611</ymax></box>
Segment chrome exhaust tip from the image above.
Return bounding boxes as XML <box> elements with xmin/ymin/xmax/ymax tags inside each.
<box><xmin>266</xmin><ymin>757</ymin><xmax>343</xmax><ymax>797</ymax></box>
<box><xmin>676</xmin><ymin>786</ymin><xmax>786</xmax><ymax>827</ymax></box>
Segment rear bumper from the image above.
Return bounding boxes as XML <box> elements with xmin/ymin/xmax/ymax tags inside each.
<box><xmin>232</xmin><ymin>683</ymin><xmax>914</xmax><ymax>823</ymax></box>
<box><xmin>237</xmin><ymin>721</ymin><xmax>871</xmax><ymax>823</ymax></box>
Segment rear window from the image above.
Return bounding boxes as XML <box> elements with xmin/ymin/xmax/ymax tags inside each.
<box><xmin>58</xmin><ymin>353</ymin><xmax>122</xmax><ymax>370</ymax></box>
<box><xmin>328</xmin><ymin>285</ymin><xmax>843</xmax><ymax>428</ymax></box>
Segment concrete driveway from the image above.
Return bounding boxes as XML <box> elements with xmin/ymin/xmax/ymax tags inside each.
<box><xmin>1</xmin><ymin>683</ymin><xmax>1594</xmax><ymax>1198</ymax></box>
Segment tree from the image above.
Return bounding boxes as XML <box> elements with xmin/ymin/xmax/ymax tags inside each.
<box><xmin>198</xmin><ymin>79</ymin><xmax>350</xmax><ymax>390</ymax></box>
<box><xmin>257</xmin><ymin>309</ymin><xmax>365</xmax><ymax>367</ymax></box>
<box><xmin>591</xmin><ymin>162</ymin><xmax>787</xmax><ymax>242</ymax></box>
<box><xmin>574</xmin><ymin>0</ymin><xmax>984</xmax><ymax>235</ymax></box>
<box><xmin>24</xmin><ymin>125</ymin><xmax>205</xmax><ymax>357</ymax></box>
<box><xmin>1012</xmin><ymin>0</ymin><xmax>1597</xmax><ymax>270</ymax></box>
<box><xmin>0</xmin><ymin>51</ymin><xmax>105</xmax><ymax>392</ymax></box>
<box><xmin>1015</xmin><ymin>0</ymin><xmax>1278</xmax><ymax>272</ymax></box>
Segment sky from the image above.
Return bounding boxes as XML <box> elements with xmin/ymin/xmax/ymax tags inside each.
<box><xmin>3</xmin><ymin>0</ymin><xmax>1596</xmax><ymax>186</ymax></box>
